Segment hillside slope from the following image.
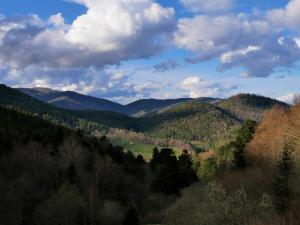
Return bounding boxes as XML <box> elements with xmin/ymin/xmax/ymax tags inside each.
<box><xmin>19</xmin><ymin>87</ymin><xmax>124</xmax><ymax>112</ymax></box>
<box><xmin>136</xmin><ymin>101</ymin><xmax>242</xmax><ymax>149</ymax></box>
<box><xmin>0</xmin><ymin>106</ymin><xmax>160</xmax><ymax>225</ymax></box>
<box><xmin>6</xmin><ymin>85</ymin><xmax>291</xmax><ymax>150</ymax></box>
<box><xmin>218</xmin><ymin>93</ymin><xmax>289</xmax><ymax>121</ymax></box>
<box><xmin>0</xmin><ymin>85</ymin><xmax>106</xmax><ymax>133</ymax></box>
<box><xmin>18</xmin><ymin>87</ymin><xmax>220</xmax><ymax>117</ymax></box>
<box><xmin>123</xmin><ymin>98</ymin><xmax>192</xmax><ymax>117</ymax></box>
<box><xmin>74</xmin><ymin>110</ymin><xmax>135</xmax><ymax>130</ymax></box>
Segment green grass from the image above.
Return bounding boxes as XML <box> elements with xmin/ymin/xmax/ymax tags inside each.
<box><xmin>112</xmin><ymin>138</ymin><xmax>183</xmax><ymax>160</ymax></box>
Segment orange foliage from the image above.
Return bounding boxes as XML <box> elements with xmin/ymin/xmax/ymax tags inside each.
<box><xmin>244</xmin><ymin>103</ymin><xmax>300</xmax><ymax>190</ymax></box>
<box><xmin>246</xmin><ymin>106</ymin><xmax>289</xmax><ymax>168</ymax></box>
<box><xmin>287</xmin><ymin>103</ymin><xmax>300</xmax><ymax>161</ymax></box>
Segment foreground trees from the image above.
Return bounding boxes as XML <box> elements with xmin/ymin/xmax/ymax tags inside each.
<box><xmin>34</xmin><ymin>185</ymin><xmax>84</xmax><ymax>225</ymax></box>
<box><xmin>272</xmin><ymin>142</ymin><xmax>294</xmax><ymax>213</ymax></box>
<box><xmin>150</xmin><ymin>148</ymin><xmax>198</xmax><ymax>195</ymax></box>
<box><xmin>0</xmin><ymin>107</ymin><xmax>200</xmax><ymax>225</ymax></box>
<box><xmin>163</xmin><ymin>183</ymin><xmax>274</xmax><ymax>225</ymax></box>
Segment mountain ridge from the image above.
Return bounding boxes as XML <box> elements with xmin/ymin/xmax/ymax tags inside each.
<box><xmin>19</xmin><ymin>87</ymin><xmax>198</xmax><ymax>116</ymax></box>
<box><xmin>1</xmin><ymin>84</ymin><xmax>289</xmax><ymax>149</ymax></box>
<box><xmin>20</xmin><ymin>87</ymin><xmax>288</xmax><ymax>119</ymax></box>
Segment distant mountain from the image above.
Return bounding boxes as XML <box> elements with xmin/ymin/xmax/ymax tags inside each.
<box><xmin>19</xmin><ymin>87</ymin><xmax>124</xmax><ymax>112</ymax></box>
<box><xmin>18</xmin><ymin>87</ymin><xmax>222</xmax><ymax>117</ymax></box>
<box><xmin>124</xmin><ymin>98</ymin><xmax>192</xmax><ymax>117</ymax></box>
<box><xmin>3</xmin><ymin>84</ymin><xmax>290</xmax><ymax>150</ymax></box>
<box><xmin>0</xmin><ymin>85</ymin><xmax>107</xmax><ymax>133</ymax></box>
<box><xmin>218</xmin><ymin>93</ymin><xmax>289</xmax><ymax>121</ymax></box>
<box><xmin>18</xmin><ymin>88</ymin><xmax>190</xmax><ymax>116</ymax></box>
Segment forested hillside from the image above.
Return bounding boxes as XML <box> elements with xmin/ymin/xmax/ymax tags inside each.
<box><xmin>0</xmin><ymin>84</ymin><xmax>107</xmax><ymax>133</ymax></box>
<box><xmin>218</xmin><ymin>93</ymin><xmax>289</xmax><ymax>121</ymax></box>
<box><xmin>3</xmin><ymin>85</ymin><xmax>290</xmax><ymax>152</ymax></box>
<box><xmin>19</xmin><ymin>87</ymin><xmax>125</xmax><ymax>112</ymax></box>
<box><xmin>0</xmin><ymin>106</ymin><xmax>198</xmax><ymax>225</ymax></box>
<box><xmin>19</xmin><ymin>87</ymin><xmax>193</xmax><ymax>116</ymax></box>
<box><xmin>162</xmin><ymin>102</ymin><xmax>300</xmax><ymax>225</ymax></box>
<box><xmin>1</xmin><ymin>86</ymin><xmax>299</xmax><ymax>225</ymax></box>
<box><xmin>137</xmin><ymin>101</ymin><xmax>242</xmax><ymax>149</ymax></box>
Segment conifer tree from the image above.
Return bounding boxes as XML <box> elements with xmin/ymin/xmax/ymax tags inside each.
<box><xmin>273</xmin><ymin>142</ymin><xmax>294</xmax><ymax>213</ymax></box>
<box><xmin>178</xmin><ymin>150</ymin><xmax>198</xmax><ymax>187</ymax></box>
<box><xmin>233</xmin><ymin>119</ymin><xmax>257</xmax><ymax>168</ymax></box>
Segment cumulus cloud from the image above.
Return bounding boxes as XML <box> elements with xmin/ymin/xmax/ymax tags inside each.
<box><xmin>0</xmin><ymin>0</ymin><xmax>176</xmax><ymax>101</ymax></box>
<box><xmin>174</xmin><ymin>12</ymin><xmax>300</xmax><ymax>77</ymax></box>
<box><xmin>0</xmin><ymin>65</ymin><xmax>162</xmax><ymax>100</ymax></box>
<box><xmin>153</xmin><ymin>60</ymin><xmax>179</xmax><ymax>72</ymax></box>
<box><xmin>66</xmin><ymin>0</ymin><xmax>175</xmax><ymax>53</ymax></box>
<box><xmin>267</xmin><ymin>0</ymin><xmax>300</xmax><ymax>31</ymax></box>
<box><xmin>180</xmin><ymin>0</ymin><xmax>234</xmax><ymax>14</ymax></box>
<box><xmin>181</xmin><ymin>76</ymin><xmax>237</xmax><ymax>98</ymax></box>
<box><xmin>0</xmin><ymin>0</ymin><xmax>175</xmax><ymax>69</ymax></box>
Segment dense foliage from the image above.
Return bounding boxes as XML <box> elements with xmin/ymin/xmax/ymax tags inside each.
<box><xmin>2</xmin><ymin>84</ymin><xmax>299</xmax><ymax>225</ymax></box>
<box><xmin>150</xmin><ymin>148</ymin><xmax>198</xmax><ymax>195</ymax></box>
<box><xmin>163</xmin><ymin>183</ymin><xmax>275</xmax><ymax>225</ymax></box>
<box><xmin>0</xmin><ymin>84</ymin><xmax>107</xmax><ymax>134</ymax></box>
<box><xmin>137</xmin><ymin>102</ymin><xmax>241</xmax><ymax>149</ymax></box>
<box><xmin>0</xmin><ymin>106</ymin><xmax>198</xmax><ymax>225</ymax></box>
<box><xmin>218</xmin><ymin>93</ymin><xmax>288</xmax><ymax>121</ymax></box>
<box><xmin>1</xmin><ymin>85</ymin><xmax>289</xmax><ymax>151</ymax></box>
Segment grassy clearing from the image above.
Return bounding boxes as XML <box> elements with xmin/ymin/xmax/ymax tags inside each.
<box><xmin>112</xmin><ymin>138</ymin><xmax>183</xmax><ymax>160</ymax></box>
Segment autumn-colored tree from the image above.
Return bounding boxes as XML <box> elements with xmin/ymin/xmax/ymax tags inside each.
<box><xmin>246</xmin><ymin>106</ymin><xmax>289</xmax><ymax>167</ymax></box>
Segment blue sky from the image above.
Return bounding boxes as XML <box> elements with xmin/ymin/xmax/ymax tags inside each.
<box><xmin>0</xmin><ymin>0</ymin><xmax>299</xmax><ymax>103</ymax></box>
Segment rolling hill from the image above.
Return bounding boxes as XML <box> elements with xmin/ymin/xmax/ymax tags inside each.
<box><xmin>123</xmin><ymin>98</ymin><xmax>192</xmax><ymax>117</ymax></box>
<box><xmin>19</xmin><ymin>87</ymin><xmax>124</xmax><ymax>112</ymax></box>
<box><xmin>136</xmin><ymin>101</ymin><xmax>242</xmax><ymax>149</ymax></box>
<box><xmin>218</xmin><ymin>93</ymin><xmax>289</xmax><ymax>121</ymax></box>
<box><xmin>19</xmin><ymin>87</ymin><xmax>218</xmax><ymax>117</ymax></box>
<box><xmin>3</xmin><ymin>84</ymin><xmax>291</xmax><ymax>150</ymax></box>
<box><xmin>0</xmin><ymin>84</ymin><xmax>107</xmax><ymax>133</ymax></box>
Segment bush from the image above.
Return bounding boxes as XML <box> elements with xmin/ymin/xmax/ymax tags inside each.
<box><xmin>34</xmin><ymin>185</ymin><xmax>84</xmax><ymax>225</ymax></box>
<box><xmin>96</xmin><ymin>201</ymin><xmax>124</xmax><ymax>225</ymax></box>
<box><xmin>163</xmin><ymin>183</ymin><xmax>274</xmax><ymax>225</ymax></box>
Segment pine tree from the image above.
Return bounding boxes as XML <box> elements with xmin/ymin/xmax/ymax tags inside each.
<box><xmin>272</xmin><ymin>142</ymin><xmax>294</xmax><ymax>213</ymax></box>
<box><xmin>233</xmin><ymin>119</ymin><xmax>257</xmax><ymax>169</ymax></box>
<box><xmin>178</xmin><ymin>150</ymin><xmax>198</xmax><ymax>186</ymax></box>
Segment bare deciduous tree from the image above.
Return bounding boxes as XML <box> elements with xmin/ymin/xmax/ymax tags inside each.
<box><xmin>293</xmin><ymin>94</ymin><xmax>300</xmax><ymax>105</ymax></box>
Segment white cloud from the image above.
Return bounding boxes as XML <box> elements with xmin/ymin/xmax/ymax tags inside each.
<box><xmin>0</xmin><ymin>0</ymin><xmax>176</xmax><ymax>101</ymax></box>
<box><xmin>66</xmin><ymin>0</ymin><xmax>175</xmax><ymax>52</ymax></box>
<box><xmin>0</xmin><ymin>65</ymin><xmax>162</xmax><ymax>101</ymax></box>
<box><xmin>48</xmin><ymin>13</ymin><xmax>65</xmax><ymax>27</ymax></box>
<box><xmin>174</xmin><ymin>13</ymin><xmax>300</xmax><ymax>77</ymax></box>
<box><xmin>180</xmin><ymin>0</ymin><xmax>234</xmax><ymax>13</ymax></box>
<box><xmin>220</xmin><ymin>46</ymin><xmax>261</xmax><ymax>64</ymax></box>
<box><xmin>266</xmin><ymin>0</ymin><xmax>300</xmax><ymax>31</ymax></box>
<box><xmin>181</xmin><ymin>76</ymin><xmax>237</xmax><ymax>98</ymax></box>
<box><xmin>0</xmin><ymin>0</ymin><xmax>175</xmax><ymax>69</ymax></box>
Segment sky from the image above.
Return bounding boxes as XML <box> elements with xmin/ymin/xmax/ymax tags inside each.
<box><xmin>0</xmin><ymin>0</ymin><xmax>299</xmax><ymax>104</ymax></box>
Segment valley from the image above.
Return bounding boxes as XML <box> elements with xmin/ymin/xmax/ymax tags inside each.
<box><xmin>0</xmin><ymin>83</ymin><xmax>299</xmax><ymax>225</ymax></box>
<box><xmin>7</xmin><ymin>85</ymin><xmax>288</xmax><ymax>155</ymax></box>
